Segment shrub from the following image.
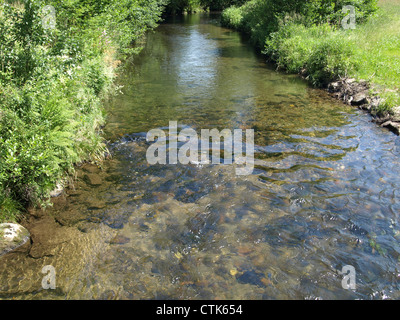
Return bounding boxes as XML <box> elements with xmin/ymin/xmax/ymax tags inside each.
<box><xmin>0</xmin><ymin>0</ymin><xmax>167</xmax><ymax>221</ymax></box>
<box><xmin>222</xmin><ymin>0</ymin><xmax>280</xmax><ymax>48</ymax></box>
<box><xmin>200</xmin><ymin>0</ymin><xmax>248</xmax><ymax>10</ymax></box>
<box><xmin>294</xmin><ymin>0</ymin><xmax>378</xmax><ymax>26</ymax></box>
<box><xmin>221</xmin><ymin>0</ymin><xmax>379</xmax><ymax>47</ymax></box>
<box><xmin>221</xmin><ymin>5</ymin><xmax>244</xmax><ymax>28</ymax></box>
<box><xmin>305</xmin><ymin>34</ymin><xmax>356</xmax><ymax>86</ymax></box>
<box><xmin>265</xmin><ymin>22</ymin><xmax>357</xmax><ymax>86</ymax></box>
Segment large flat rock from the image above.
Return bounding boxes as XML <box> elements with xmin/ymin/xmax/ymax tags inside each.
<box><xmin>0</xmin><ymin>223</ymin><xmax>30</xmax><ymax>257</ymax></box>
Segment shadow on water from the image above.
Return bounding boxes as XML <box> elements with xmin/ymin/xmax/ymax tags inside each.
<box><xmin>1</xmin><ymin>13</ymin><xmax>400</xmax><ymax>300</ymax></box>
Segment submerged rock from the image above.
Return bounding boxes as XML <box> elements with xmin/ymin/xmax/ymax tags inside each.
<box><xmin>28</xmin><ymin>216</ymin><xmax>77</xmax><ymax>258</ymax></box>
<box><xmin>55</xmin><ymin>209</ymin><xmax>86</xmax><ymax>227</ymax></box>
<box><xmin>236</xmin><ymin>270</ymin><xmax>267</xmax><ymax>287</ymax></box>
<box><xmin>83</xmin><ymin>174</ymin><xmax>102</xmax><ymax>186</ymax></box>
<box><xmin>0</xmin><ymin>223</ymin><xmax>30</xmax><ymax>256</ymax></box>
<box><xmin>82</xmin><ymin>163</ymin><xmax>101</xmax><ymax>174</ymax></box>
<box><xmin>108</xmin><ymin>235</ymin><xmax>130</xmax><ymax>245</ymax></box>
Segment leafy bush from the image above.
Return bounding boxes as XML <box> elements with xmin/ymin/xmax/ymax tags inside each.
<box><xmin>222</xmin><ymin>0</ymin><xmax>279</xmax><ymax>47</ymax></box>
<box><xmin>300</xmin><ymin>0</ymin><xmax>379</xmax><ymax>26</ymax></box>
<box><xmin>200</xmin><ymin>0</ymin><xmax>247</xmax><ymax>11</ymax></box>
<box><xmin>264</xmin><ymin>22</ymin><xmax>357</xmax><ymax>86</ymax></box>
<box><xmin>0</xmin><ymin>0</ymin><xmax>167</xmax><ymax>221</ymax></box>
<box><xmin>166</xmin><ymin>0</ymin><xmax>247</xmax><ymax>14</ymax></box>
<box><xmin>221</xmin><ymin>0</ymin><xmax>378</xmax><ymax>47</ymax></box>
<box><xmin>221</xmin><ymin>5</ymin><xmax>243</xmax><ymax>28</ymax></box>
<box><xmin>305</xmin><ymin>34</ymin><xmax>356</xmax><ymax>86</ymax></box>
<box><xmin>165</xmin><ymin>0</ymin><xmax>202</xmax><ymax>14</ymax></box>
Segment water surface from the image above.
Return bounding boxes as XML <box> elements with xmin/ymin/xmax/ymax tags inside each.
<box><xmin>1</xmin><ymin>13</ymin><xmax>400</xmax><ymax>300</ymax></box>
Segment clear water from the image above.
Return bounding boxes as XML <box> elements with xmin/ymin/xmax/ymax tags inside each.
<box><xmin>1</xmin><ymin>13</ymin><xmax>400</xmax><ymax>300</ymax></box>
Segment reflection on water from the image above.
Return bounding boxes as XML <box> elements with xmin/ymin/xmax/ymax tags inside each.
<box><xmin>1</xmin><ymin>13</ymin><xmax>400</xmax><ymax>300</ymax></box>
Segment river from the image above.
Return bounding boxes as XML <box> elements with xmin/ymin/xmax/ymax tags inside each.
<box><xmin>1</xmin><ymin>13</ymin><xmax>400</xmax><ymax>300</ymax></box>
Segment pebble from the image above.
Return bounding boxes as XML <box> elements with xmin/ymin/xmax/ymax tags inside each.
<box><xmin>108</xmin><ymin>235</ymin><xmax>130</xmax><ymax>245</ymax></box>
<box><xmin>237</xmin><ymin>245</ymin><xmax>253</xmax><ymax>255</ymax></box>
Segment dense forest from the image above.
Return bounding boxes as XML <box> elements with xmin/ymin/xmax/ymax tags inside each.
<box><xmin>0</xmin><ymin>0</ymin><xmax>396</xmax><ymax>222</ymax></box>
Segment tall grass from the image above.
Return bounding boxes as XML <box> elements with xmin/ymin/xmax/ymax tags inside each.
<box><xmin>350</xmin><ymin>0</ymin><xmax>400</xmax><ymax>100</ymax></box>
<box><xmin>264</xmin><ymin>22</ymin><xmax>357</xmax><ymax>87</ymax></box>
<box><xmin>222</xmin><ymin>0</ymin><xmax>399</xmax><ymax>110</ymax></box>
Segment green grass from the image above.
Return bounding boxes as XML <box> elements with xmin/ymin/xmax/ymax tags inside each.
<box><xmin>222</xmin><ymin>0</ymin><xmax>400</xmax><ymax>112</ymax></box>
<box><xmin>264</xmin><ymin>22</ymin><xmax>357</xmax><ymax>87</ymax></box>
<box><xmin>348</xmin><ymin>0</ymin><xmax>400</xmax><ymax>109</ymax></box>
<box><xmin>0</xmin><ymin>194</ymin><xmax>22</xmax><ymax>223</ymax></box>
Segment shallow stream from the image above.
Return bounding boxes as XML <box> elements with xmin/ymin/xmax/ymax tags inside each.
<box><xmin>1</xmin><ymin>13</ymin><xmax>400</xmax><ymax>300</ymax></box>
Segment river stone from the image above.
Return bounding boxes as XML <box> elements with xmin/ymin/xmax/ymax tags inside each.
<box><xmin>370</xmin><ymin>96</ymin><xmax>382</xmax><ymax>109</ymax></box>
<box><xmin>55</xmin><ymin>209</ymin><xmax>86</xmax><ymax>226</ymax></box>
<box><xmin>0</xmin><ymin>223</ymin><xmax>30</xmax><ymax>256</ymax></box>
<box><xmin>83</xmin><ymin>173</ymin><xmax>102</xmax><ymax>186</ymax></box>
<box><xmin>236</xmin><ymin>270</ymin><xmax>267</xmax><ymax>287</ymax></box>
<box><xmin>28</xmin><ymin>216</ymin><xmax>76</xmax><ymax>258</ymax></box>
<box><xmin>351</xmin><ymin>92</ymin><xmax>368</xmax><ymax>106</ymax></box>
<box><xmin>327</xmin><ymin>81</ymin><xmax>340</xmax><ymax>92</ymax></box>
<box><xmin>108</xmin><ymin>235</ymin><xmax>130</xmax><ymax>245</ymax></box>
<box><xmin>82</xmin><ymin>163</ymin><xmax>101</xmax><ymax>174</ymax></box>
<box><xmin>381</xmin><ymin>121</ymin><xmax>400</xmax><ymax>135</ymax></box>
<box><xmin>391</xmin><ymin>106</ymin><xmax>400</xmax><ymax>122</ymax></box>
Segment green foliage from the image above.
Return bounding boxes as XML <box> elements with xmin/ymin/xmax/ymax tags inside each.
<box><xmin>199</xmin><ymin>0</ymin><xmax>247</xmax><ymax>11</ymax></box>
<box><xmin>165</xmin><ymin>0</ymin><xmax>246</xmax><ymax>14</ymax></box>
<box><xmin>265</xmin><ymin>22</ymin><xmax>357</xmax><ymax>86</ymax></box>
<box><xmin>222</xmin><ymin>0</ymin><xmax>378</xmax><ymax>47</ymax></box>
<box><xmin>221</xmin><ymin>0</ymin><xmax>379</xmax><ymax>86</ymax></box>
<box><xmin>305</xmin><ymin>34</ymin><xmax>356</xmax><ymax>86</ymax></box>
<box><xmin>375</xmin><ymin>91</ymin><xmax>400</xmax><ymax>116</ymax></box>
<box><xmin>0</xmin><ymin>0</ymin><xmax>166</xmax><ymax>221</ymax></box>
<box><xmin>165</xmin><ymin>0</ymin><xmax>202</xmax><ymax>14</ymax></box>
<box><xmin>222</xmin><ymin>0</ymin><xmax>314</xmax><ymax>47</ymax></box>
<box><xmin>97</xmin><ymin>0</ymin><xmax>167</xmax><ymax>55</ymax></box>
<box><xmin>0</xmin><ymin>193</ymin><xmax>21</xmax><ymax>222</ymax></box>
<box><xmin>294</xmin><ymin>0</ymin><xmax>378</xmax><ymax>26</ymax></box>
<box><xmin>222</xmin><ymin>0</ymin><xmax>279</xmax><ymax>48</ymax></box>
<box><xmin>344</xmin><ymin>1</ymin><xmax>400</xmax><ymax>100</ymax></box>
<box><xmin>221</xmin><ymin>6</ymin><xmax>243</xmax><ymax>27</ymax></box>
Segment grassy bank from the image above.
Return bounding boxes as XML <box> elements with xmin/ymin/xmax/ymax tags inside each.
<box><xmin>221</xmin><ymin>0</ymin><xmax>399</xmax><ymax>114</ymax></box>
<box><xmin>348</xmin><ymin>0</ymin><xmax>400</xmax><ymax>111</ymax></box>
<box><xmin>0</xmin><ymin>0</ymin><xmax>166</xmax><ymax>222</ymax></box>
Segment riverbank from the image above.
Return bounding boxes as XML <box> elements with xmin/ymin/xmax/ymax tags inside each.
<box><xmin>221</xmin><ymin>0</ymin><xmax>400</xmax><ymax>134</ymax></box>
<box><xmin>326</xmin><ymin>77</ymin><xmax>400</xmax><ymax>135</ymax></box>
<box><xmin>0</xmin><ymin>0</ymin><xmax>166</xmax><ymax>223</ymax></box>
